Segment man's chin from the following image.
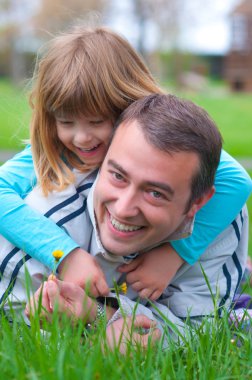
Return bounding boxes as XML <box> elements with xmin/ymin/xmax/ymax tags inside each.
<box><xmin>102</xmin><ymin>241</ymin><xmax>136</xmax><ymax>257</ymax></box>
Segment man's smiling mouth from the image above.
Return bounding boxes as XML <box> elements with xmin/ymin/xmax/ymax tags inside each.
<box><xmin>110</xmin><ymin>215</ymin><xmax>142</xmax><ymax>232</ymax></box>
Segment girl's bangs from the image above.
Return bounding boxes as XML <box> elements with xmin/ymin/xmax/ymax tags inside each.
<box><xmin>48</xmin><ymin>76</ymin><xmax>112</xmax><ymax>119</ymax></box>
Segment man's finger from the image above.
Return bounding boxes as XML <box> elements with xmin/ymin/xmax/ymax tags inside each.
<box><xmin>132</xmin><ymin>314</ymin><xmax>157</xmax><ymax>329</ymax></box>
<box><xmin>131</xmin><ymin>315</ymin><xmax>161</xmax><ymax>347</ymax></box>
<box><xmin>46</xmin><ymin>280</ymin><xmax>60</xmax><ymax>305</ymax></box>
<box><xmin>48</xmin><ymin>279</ymin><xmax>84</xmax><ymax>301</ymax></box>
<box><xmin>26</xmin><ymin>282</ymin><xmax>51</xmax><ymax>317</ymax></box>
<box><xmin>134</xmin><ymin>328</ymin><xmax>161</xmax><ymax>347</ymax></box>
<box><xmin>47</xmin><ymin>280</ymin><xmax>73</xmax><ymax>314</ymax></box>
<box><xmin>96</xmin><ymin>277</ymin><xmax>110</xmax><ymax>297</ymax></box>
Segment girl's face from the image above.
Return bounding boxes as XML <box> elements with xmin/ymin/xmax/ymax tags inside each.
<box><xmin>55</xmin><ymin>114</ymin><xmax>113</xmax><ymax>167</ymax></box>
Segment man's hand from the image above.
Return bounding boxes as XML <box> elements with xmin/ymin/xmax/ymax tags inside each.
<box><xmin>58</xmin><ymin>248</ymin><xmax>109</xmax><ymax>298</ymax></box>
<box><xmin>25</xmin><ymin>282</ymin><xmax>52</xmax><ymax>320</ymax></box>
<box><xmin>25</xmin><ymin>279</ymin><xmax>97</xmax><ymax>324</ymax></box>
<box><xmin>118</xmin><ymin>244</ymin><xmax>184</xmax><ymax>300</ymax></box>
<box><xmin>106</xmin><ymin>315</ymin><xmax>161</xmax><ymax>354</ymax></box>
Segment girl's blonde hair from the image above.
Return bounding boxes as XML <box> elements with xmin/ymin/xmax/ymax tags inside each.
<box><xmin>30</xmin><ymin>26</ymin><xmax>163</xmax><ymax>194</ymax></box>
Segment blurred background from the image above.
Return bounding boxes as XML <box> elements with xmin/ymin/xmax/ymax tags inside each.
<box><xmin>0</xmin><ymin>0</ymin><xmax>251</xmax><ymax>253</ymax></box>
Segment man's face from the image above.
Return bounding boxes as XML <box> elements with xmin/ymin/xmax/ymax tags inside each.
<box><xmin>94</xmin><ymin>121</ymin><xmax>203</xmax><ymax>256</ymax></box>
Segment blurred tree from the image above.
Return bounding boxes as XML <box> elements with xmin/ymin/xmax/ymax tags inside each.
<box><xmin>133</xmin><ymin>0</ymin><xmax>183</xmax><ymax>53</ymax></box>
<box><xmin>131</xmin><ymin>0</ymin><xmax>210</xmax><ymax>87</ymax></box>
<box><xmin>0</xmin><ymin>0</ymin><xmax>108</xmax><ymax>83</ymax></box>
<box><xmin>130</xmin><ymin>0</ymin><xmax>187</xmax><ymax>85</ymax></box>
<box><xmin>33</xmin><ymin>0</ymin><xmax>107</xmax><ymax>36</ymax></box>
<box><xmin>0</xmin><ymin>0</ymin><xmax>31</xmax><ymax>83</ymax></box>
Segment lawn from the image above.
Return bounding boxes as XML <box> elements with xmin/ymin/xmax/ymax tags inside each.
<box><xmin>183</xmin><ymin>92</ymin><xmax>252</xmax><ymax>158</ymax></box>
<box><xmin>0</xmin><ymin>79</ymin><xmax>30</xmax><ymax>150</ymax></box>
<box><xmin>0</xmin><ymin>80</ymin><xmax>252</xmax><ymax>157</ymax></box>
<box><xmin>0</xmin><ymin>306</ymin><xmax>252</xmax><ymax>380</ymax></box>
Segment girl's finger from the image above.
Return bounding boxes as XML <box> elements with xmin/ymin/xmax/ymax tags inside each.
<box><xmin>118</xmin><ymin>257</ymin><xmax>141</xmax><ymax>273</ymax></box>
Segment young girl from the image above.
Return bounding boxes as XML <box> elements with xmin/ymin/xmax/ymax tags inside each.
<box><xmin>0</xmin><ymin>26</ymin><xmax>251</xmax><ymax>302</ymax></box>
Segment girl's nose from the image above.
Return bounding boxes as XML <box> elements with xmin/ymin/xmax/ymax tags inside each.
<box><xmin>74</xmin><ymin>128</ymin><xmax>92</xmax><ymax>145</ymax></box>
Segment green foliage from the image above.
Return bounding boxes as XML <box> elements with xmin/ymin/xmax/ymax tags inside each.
<box><xmin>0</xmin><ymin>307</ymin><xmax>252</xmax><ymax>380</ymax></box>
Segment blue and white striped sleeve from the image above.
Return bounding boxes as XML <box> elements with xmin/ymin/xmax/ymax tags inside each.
<box><xmin>0</xmin><ymin>145</ymin><xmax>80</xmax><ymax>269</ymax></box>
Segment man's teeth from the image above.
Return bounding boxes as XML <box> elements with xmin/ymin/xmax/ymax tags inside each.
<box><xmin>110</xmin><ymin>216</ymin><xmax>141</xmax><ymax>232</ymax></box>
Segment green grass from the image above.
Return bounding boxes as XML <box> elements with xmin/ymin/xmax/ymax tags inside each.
<box><xmin>0</xmin><ymin>79</ymin><xmax>31</xmax><ymax>150</ymax></box>
<box><xmin>0</xmin><ymin>305</ymin><xmax>252</xmax><ymax>380</ymax></box>
<box><xmin>0</xmin><ymin>80</ymin><xmax>252</xmax><ymax>157</ymax></box>
<box><xmin>184</xmin><ymin>93</ymin><xmax>252</xmax><ymax>158</ymax></box>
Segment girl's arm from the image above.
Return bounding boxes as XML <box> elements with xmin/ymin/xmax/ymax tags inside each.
<box><xmin>0</xmin><ymin>146</ymin><xmax>79</xmax><ymax>270</ymax></box>
<box><xmin>118</xmin><ymin>243</ymin><xmax>184</xmax><ymax>300</ymax></box>
<box><xmin>171</xmin><ymin>150</ymin><xmax>252</xmax><ymax>264</ymax></box>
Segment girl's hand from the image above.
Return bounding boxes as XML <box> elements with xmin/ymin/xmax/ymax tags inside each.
<box><xmin>118</xmin><ymin>244</ymin><xmax>184</xmax><ymax>300</ymax></box>
<box><xmin>58</xmin><ymin>248</ymin><xmax>109</xmax><ymax>297</ymax></box>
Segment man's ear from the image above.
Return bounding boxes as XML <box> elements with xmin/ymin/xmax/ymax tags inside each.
<box><xmin>187</xmin><ymin>186</ymin><xmax>215</xmax><ymax>218</ymax></box>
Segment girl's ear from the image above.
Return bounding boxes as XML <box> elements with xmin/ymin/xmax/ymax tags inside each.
<box><xmin>187</xmin><ymin>186</ymin><xmax>215</xmax><ymax>218</ymax></box>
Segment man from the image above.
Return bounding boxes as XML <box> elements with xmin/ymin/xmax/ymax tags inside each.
<box><xmin>1</xmin><ymin>94</ymin><xmax>248</xmax><ymax>349</ymax></box>
<box><xmin>25</xmin><ymin>94</ymin><xmax>248</xmax><ymax>350</ymax></box>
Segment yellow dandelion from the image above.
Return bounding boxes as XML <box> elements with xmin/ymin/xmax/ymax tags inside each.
<box><xmin>52</xmin><ymin>250</ymin><xmax>64</xmax><ymax>262</ymax></box>
<box><xmin>51</xmin><ymin>250</ymin><xmax>64</xmax><ymax>279</ymax></box>
<box><xmin>48</xmin><ymin>273</ymin><xmax>57</xmax><ymax>281</ymax></box>
<box><xmin>120</xmin><ymin>282</ymin><xmax>127</xmax><ymax>295</ymax></box>
<box><xmin>110</xmin><ymin>282</ymin><xmax>128</xmax><ymax>295</ymax></box>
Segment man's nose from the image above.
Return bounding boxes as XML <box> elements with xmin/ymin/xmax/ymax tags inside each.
<box><xmin>114</xmin><ymin>187</ymin><xmax>139</xmax><ymax>218</ymax></box>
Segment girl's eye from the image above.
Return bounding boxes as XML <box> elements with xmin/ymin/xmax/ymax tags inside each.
<box><xmin>57</xmin><ymin>119</ymin><xmax>73</xmax><ymax>125</ymax></box>
<box><xmin>90</xmin><ymin>120</ymin><xmax>104</xmax><ymax>125</ymax></box>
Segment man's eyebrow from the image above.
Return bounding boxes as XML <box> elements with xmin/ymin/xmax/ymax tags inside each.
<box><xmin>107</xmin><ymin>159</ymin><xmax>128</xmax><ymax>176</ymax></box>
<box><xmin>146</xmin><ymin>181</ymin><xmax>174</xmax><ymax>196</ymax></box>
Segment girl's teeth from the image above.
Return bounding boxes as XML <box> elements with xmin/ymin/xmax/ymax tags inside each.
<box><xmin>80</xmin><ymin>146</ymin><xmax>98</xmax><ymax>152</ymax></box>
<box><xmin>110</xmin><ymin>216</ymin><xmax>141</xmax><ymax>232</ymax></box>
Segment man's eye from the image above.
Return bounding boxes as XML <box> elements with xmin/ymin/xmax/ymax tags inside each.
<box><xmin>150</xmin><ymin>190</ymin><xmax>163</xmax><ymax>199</ymax></box>
<box><xmin>112</xmin><ymin>172</ymin><xmax>124</xmax><ymax>181</ymax></box>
